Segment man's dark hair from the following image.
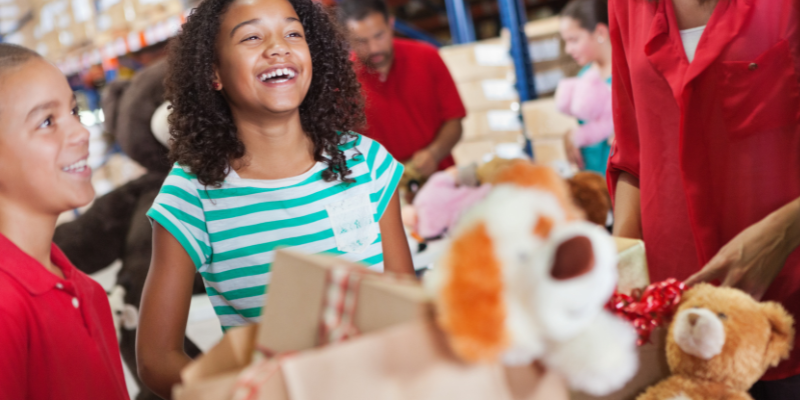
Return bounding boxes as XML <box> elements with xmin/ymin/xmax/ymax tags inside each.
<box><xmin>337</xmin><ymin>0</ymin><xmax>390</xmax><ymax>25</ymax></box>
<box><xmin>0</xmin><ymin>43</ymin><xmax>41</xmax><ymax>72</ymax></box>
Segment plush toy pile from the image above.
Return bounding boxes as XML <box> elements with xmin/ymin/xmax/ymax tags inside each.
<box><xmin>425</xmin><ymin>162</ymin><xmax>639</xmax><ymax>396</ymax></box>
<box><xmin>409</xmin><ymin>158</ymin><xmax>611</xmax><ymax>240</ymax></box>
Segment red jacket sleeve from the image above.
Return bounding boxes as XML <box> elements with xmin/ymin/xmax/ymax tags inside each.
<box><xmin>430</xmin><ymin>49</ymin><xmax>467</xmax><ymax>122</ymax></box>
<box><xmin>607</xmin><ymin>0</ymin><xmax>641</xmax><ymax>202</ymax></box>
<box><xmin>0</xmin><ymin>289</ymin><xmax>28</xmax><ymax>398</ymax></box>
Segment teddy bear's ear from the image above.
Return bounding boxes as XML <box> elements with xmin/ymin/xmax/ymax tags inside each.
<box><xmin>761</xmin><ymin>301</ymin><xmax>795</xmax><ymax>368</ymax></box>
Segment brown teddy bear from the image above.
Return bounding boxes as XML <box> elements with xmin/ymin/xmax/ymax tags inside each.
<box><xmin>637</xmin><ymin>283</ymin><xmax>795</xmax><ymax>400</ymax></box>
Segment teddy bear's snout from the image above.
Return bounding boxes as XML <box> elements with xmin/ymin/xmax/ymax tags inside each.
<box><xmin>673</xmin><ymin>308</ymin><xmax>726</xmax><ymax>360</ymax></box>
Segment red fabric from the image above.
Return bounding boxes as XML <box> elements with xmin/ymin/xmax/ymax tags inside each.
<box><xmin>0</xmin><ymin>234</ymin><xmax>129</xmax><ymax>399</ymax></box>
<box><xmin>608</xmin><ymin>0</ymin><xmax>800</xmax><ymax>380</ymax></box>
<box><xmin>355</xmin><ymin>38</ymin><xmax>467</xmax><ymax>170</ymax></box>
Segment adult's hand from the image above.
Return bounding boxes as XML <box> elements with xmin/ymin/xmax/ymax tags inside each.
<box><xmin>411</xmin><ymin>148</ymin><xmax>439</xmax><ymax>178</ymax></box>
<box><xmin>686</xmin><ymin>197</ymin><xmax>800</xmax><ymax>300</ymax></box>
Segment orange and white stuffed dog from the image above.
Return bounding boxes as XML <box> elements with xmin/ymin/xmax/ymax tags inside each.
<box><xmin>425</xmin><ymin>163</ymin><xmax>638</xmax><ymax>396</ymax></box>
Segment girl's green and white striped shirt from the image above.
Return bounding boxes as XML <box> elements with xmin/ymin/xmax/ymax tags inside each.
<box><xmin>147</xmin><ymin>134</ymin><xmax>404</xmax><ymax>330</ymax></box>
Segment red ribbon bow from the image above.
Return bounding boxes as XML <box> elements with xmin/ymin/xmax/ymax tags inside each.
<box><xmin>605</xmin><ymin>279</ymin><xmax>686</xmax><ymax>346</ymax></box>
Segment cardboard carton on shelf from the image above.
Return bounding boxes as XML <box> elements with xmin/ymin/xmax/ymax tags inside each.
<box><xmin>440</xmin><ymin>38</ymin><xmax>513</xmax><ymax>83</ymax></box>
<box><xmin>531</xmin><ymin>137</ymin><xmax>568</xmax><ymax>166</ymax></box>
<box><xmin>522</xmin><ymin>98</ymin><xmax>578</xmax><ymax>140</ymax></box>
<box><xmin>452</xmin><ymin>132</ymin><xmax>525</xmax><ymax>166</ymax></box>
<box><xmin>456</xmin><ymin>70</ymin><xmax>518</xmax><ymax>112</ymax></box>
<box><xmin>462</xmin><ymin>107</ymin><xmax>524</xmax><ymax>141</ymax></box>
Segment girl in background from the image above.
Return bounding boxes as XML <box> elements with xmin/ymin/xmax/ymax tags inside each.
<box><xmin>555</xmin><ymin>0</ymin><xmax>613</xmax><ymax>176</ymax></box>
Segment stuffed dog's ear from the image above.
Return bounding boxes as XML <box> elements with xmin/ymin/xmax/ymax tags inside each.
<box><xmin>439</xmin><ymin>222</ymin><xmax>508</xmax><ymax>362</ymax></box>
<box><xmin>761</xmin><ymin>301</ymin><xmax>795</xmax><ymax>368</ymax></box>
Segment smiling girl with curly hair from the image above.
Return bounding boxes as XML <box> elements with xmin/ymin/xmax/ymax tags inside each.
<box><xmin>136</xmin><ymin>0</ymin><xmax>413</xmax><ymax>395</ymax></box>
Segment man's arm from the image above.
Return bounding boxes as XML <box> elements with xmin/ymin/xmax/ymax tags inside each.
<box><xmin>411</xmin><ymin>118</ymin><xmax>463</xmax><ymax>177</ymax></box>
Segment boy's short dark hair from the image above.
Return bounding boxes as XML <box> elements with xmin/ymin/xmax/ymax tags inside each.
<box><xmin>337</xmin><ymin>0</ymin><xmax>390</xmax><ymax>25</ymax></box>
<box><xmin>0</xmin><ymin>43</ymin><xmax>41</xmax><ymax>73</ymax></box>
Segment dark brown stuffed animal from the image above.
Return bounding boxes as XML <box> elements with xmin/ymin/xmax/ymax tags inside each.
<box><xmin>566</xmin><ymin>171</ymin><xmax>610</xmax><ymax>227</ymax></box>
<box><xmin>54</xmin><ymin>59</ymin><xmax>205</xmax><ymax>400</ymax></box>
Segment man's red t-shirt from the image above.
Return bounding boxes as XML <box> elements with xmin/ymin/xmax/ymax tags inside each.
<box><xmin>355</xmin><ymin>38</ymin><xmax>467</xmax><ymax>170</ymax></box>
<box><xmin>0</xmin><ymin>234</ymin><xmax>129</xmax><ymax>399</ymax></box>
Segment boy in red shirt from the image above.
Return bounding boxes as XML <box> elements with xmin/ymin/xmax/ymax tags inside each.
<box><xmin>0</xmin><ymin>44</ymin><xmax>129</xmax><ymax>399</ymax></box>
<box><xmin>339</xmin><ymin>0</ymin><xmax>466</xmax><ymax>177</ymax></box>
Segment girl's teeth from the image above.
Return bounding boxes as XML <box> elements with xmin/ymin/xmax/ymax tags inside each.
<box><xmin>62</xmin><ymin>159</ymin><xmax>88</xmax><ymax>172</ymax></box>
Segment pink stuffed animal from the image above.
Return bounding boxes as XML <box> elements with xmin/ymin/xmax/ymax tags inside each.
<box><xmin>554</xmin><ymin>67</ymin><xmax>613</xmax><ymax>148</ymax></box>
<box><xmin>412</xmin><ymin>171</ymin><xmax>492</xmax><ymax>239</ymax></box>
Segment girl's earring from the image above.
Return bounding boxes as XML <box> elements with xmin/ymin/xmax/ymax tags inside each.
<box><xmin>212</xmin><ymin>82</ymin><xmax>221</xmax><ymax>90</ymax></box>
<box><xmin>597</xmin><ymin>37</ymin><xmax>605</xmax><ymax>44</ymax></box>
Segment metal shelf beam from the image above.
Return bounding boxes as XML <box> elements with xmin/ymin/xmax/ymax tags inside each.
<box><xmin>443</xmin><ymin>0</ymin><xmax>476</xmax><ymax>44</ymax></box>
<box><xmin>497</xmin><ymin>0</ymin><xmax>536</xmax><ymax>156</ymax></box>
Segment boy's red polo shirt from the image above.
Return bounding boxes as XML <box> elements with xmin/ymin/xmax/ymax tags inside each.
<box><xmin>355</xmin><ymin>38</ymin><xmax>467</xmax><ymax>170</ymax></box>
<box><xmin>0</xmin><ymin>234</ymin><xmax>129</xmax><ymax>399</ymax></box>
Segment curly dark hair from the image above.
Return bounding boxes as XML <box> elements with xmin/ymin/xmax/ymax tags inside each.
<box><xmin>166</xmin><ymin>0</ymin><xmax>365</xmax><ymax>187</ymax></box>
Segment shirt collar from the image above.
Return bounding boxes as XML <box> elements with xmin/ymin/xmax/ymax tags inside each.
<box><xmin>0</xmin><ymin>233</ymin><xmax>77</xmax><ymax>296</ymax></box>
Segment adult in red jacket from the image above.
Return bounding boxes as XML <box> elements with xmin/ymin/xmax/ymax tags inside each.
<box><xmin>338</xmin><ymin>0</ymin><xmax>466</xmax><ymax>177</ymax></box>
<box><xmin>608</xmin><ymin>0</ymin><xmax>800</xmax><ymax>397</ymax></box>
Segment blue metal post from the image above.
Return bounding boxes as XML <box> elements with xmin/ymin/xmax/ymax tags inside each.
<box><xmin>443</xmin><ymin>0</ymin><xmax>476</xmax><ymax>45</ymax></box>
<box><xmin>393</xmin><ymin>20</ymin><xmax>444</xmax><ymax>48</ymax></box>
<box><xmin>497</xmin><ymin>0</ymin><xmax>536</xmax><ymax>156</ymax></box>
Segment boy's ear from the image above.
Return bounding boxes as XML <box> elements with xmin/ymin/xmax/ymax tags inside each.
<box><xmin>761</xmin><ymin>301</ymin><xmax>795</xmax><ymax>368</ymax></box>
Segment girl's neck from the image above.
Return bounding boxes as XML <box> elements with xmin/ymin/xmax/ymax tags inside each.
<box><xmin>0</xmin><ymin>201</ymin><xmax>61</xmax><ymax>278</ymax></box>
<box><xmin>232</xmin><ymin>110</ymin><xmax>317</xmax><ymax>181</ymax></box>
<box><xmin>593</xmin><ymin>44</ymin><xmax>613</xmax><ymax>80</ymax></box>
<box><xmin>673</xmin><ymin>0</ymin><xmax>719</xmax><ymax>30</ymax></box>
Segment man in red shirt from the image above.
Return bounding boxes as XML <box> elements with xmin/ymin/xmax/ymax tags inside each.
<box><xmin>338</xmin><ymin>0</ymin><xmax>466</xmax><ymax>176</ymax></box>
<box><xmin>0</xmin><ymin>44</ymin><xmax>129</xmax><ymax>399</ymax></box>
<box><xmin>608</xmin><ymin>0</ymin><xmax>800</xmax><ymax>397</ymax></box>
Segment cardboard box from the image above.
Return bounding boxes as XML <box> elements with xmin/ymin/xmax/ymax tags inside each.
<box><xmin>531</xmin><ymin>137</ymin><xmax>568</xmax><ymax>166</ymax></box>
<box><xmin>175</xmin><ymin>250</ymin><xmax>570</xmax><ymax>400</ymax></box>
<box><xmin>452</xmin><ymin>134</ymin><xmax>525</xmax><ymax>166</ymax></box>
<box><xmin>571</xmin><ymin>328</ymin><xmax>669</xmax><ymax>400</ymax></box>
<box><xmin>522</xmin><ymin>98</ymin><xmax>579</xmax><ymax>140</ymax></box>
<box><xmin>463</xmin><ymin>108</ymin><xmax>524</xmax><ymax>141</ymax></box>
<box><xmin>178</xmin><ymin>320</ymin><xmax>570</xmax><ymax>400</ymax></box>
<box><xmin>456</xmin><ymin>72</ymin><xmax>518</xmax><ymax>112</ymax></box>
<box><xmin>613</xmin><ymin>238</ymin><xmax>650</xmax><ymax>295</ymax></box>
<box><xmin>256</xmin><ymin>251</ymin><xmax>431</xmax><ymax>352</ymax></box>
<box><xmin>568</xmin><ymin>238</ymin><xmax>665</xmax><ymax>400</ymax></box>
<box><xmin>440</xmin><ymin>38</ymin><xmax>513</xmax><ymax>83</ymax></box>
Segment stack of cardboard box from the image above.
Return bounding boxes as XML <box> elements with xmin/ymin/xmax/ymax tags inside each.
<box><xmin>439</xmin><ymin>17</ymin><xmax>580</xmax><ymax>166</ymax></box>
<box><xmin>3</xmin><ymin>0</ymin><xmax>183</xmax><ymax>66</ymax></box>
<box><xmin>521</xmin><ymin>98</ymin><xmax>576</xmax><ymax>168</ymax></box>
